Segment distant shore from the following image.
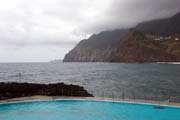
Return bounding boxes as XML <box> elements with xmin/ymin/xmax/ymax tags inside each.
<box><xmin>0</xmin><ymin>82</ymin><xmax>93</xmax><ymax>100</ymax></box>
<box><xmin>157</xmin><ymin>62</ymin><xmax>180</xmax><ymax>64</ymax></box>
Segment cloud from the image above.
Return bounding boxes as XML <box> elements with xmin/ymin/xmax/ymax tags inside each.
<box><xmin>0</xmin><ymin>0</ymin><xmax>179</xmax><ymax>62</ymax></box>
<box><xmin>80</xmin><ymin>0</ymin><xmax>180</xmax><ymax>33</ymax></box>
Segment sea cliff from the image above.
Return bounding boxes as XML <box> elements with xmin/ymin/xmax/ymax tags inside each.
<box><xmin>63</xmin><ymin>12</ymin><xmax>180</xmax><ymax>62</ymax></box>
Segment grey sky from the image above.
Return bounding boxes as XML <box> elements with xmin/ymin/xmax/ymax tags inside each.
<box><xmin>0</xmin><ymin>0</ymin><xmax>180</xmax><ymax>62</ymax></box>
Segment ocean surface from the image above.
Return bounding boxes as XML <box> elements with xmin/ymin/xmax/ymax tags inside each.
<box><xmin>0</xmin><ymin>62</ymin><xmax>180</xmax><ymax>101</ymax></box>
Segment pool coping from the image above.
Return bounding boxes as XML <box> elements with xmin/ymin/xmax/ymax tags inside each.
<box><xmin>0</xmin><ymin>95</ymin><xmax>180</xmax><ymax>107</ymax></box>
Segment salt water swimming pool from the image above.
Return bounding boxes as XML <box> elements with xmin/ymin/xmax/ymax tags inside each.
<box><xmin>0</xmin><ymin>99</ymin><xmax>179</xmax><ymax>120</ymax></box>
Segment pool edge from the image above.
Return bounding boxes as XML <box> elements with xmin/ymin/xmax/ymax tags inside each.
<box><xmin>0</xmin><ymin>95</ymin><xmax>180</xmax><ymax>108</ymax></box>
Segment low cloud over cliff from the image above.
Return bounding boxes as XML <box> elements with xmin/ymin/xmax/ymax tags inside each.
<box><xmin>0</xmin><ymin>0</ymin><xmax>180</xmax><ymax>62</ymax></box>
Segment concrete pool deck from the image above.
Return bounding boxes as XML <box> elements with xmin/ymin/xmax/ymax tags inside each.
<box><xmin>0</xmin><ymin>95</ymin><xmax>180</xmax><ymax>106</ymax></box>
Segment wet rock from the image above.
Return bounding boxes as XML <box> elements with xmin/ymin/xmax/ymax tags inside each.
<box><xmin>0</xmin><ymin>82</ymin><xmax>93</xmax><ymax>100</ymax></box>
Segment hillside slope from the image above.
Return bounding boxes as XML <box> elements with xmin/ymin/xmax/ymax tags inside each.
<box><xmin>136</xmin><ymin>12</ymin><xmax>180</xmax><ymax>35</ymax></box>
<box><xmin>63</xmin><ymin>12</ymin><xmax>180</xmax><ymax>62</ymax></box>
<box><xmin>110</xmin><ymin>30</ymin><xmax>180</xmax><ymax>62</ymax></box>
<box><xmin>63</xmin><ymin>29</ymin><xmax>128</xmax><ymax>62</ymax></box>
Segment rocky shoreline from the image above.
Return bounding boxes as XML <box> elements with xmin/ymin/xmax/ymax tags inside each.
<box><xmin>0</xmin><ymin>82</ymin><xmax>93</xmax><ymax>100</ymax></box>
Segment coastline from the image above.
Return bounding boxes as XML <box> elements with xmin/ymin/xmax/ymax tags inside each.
<box><xmin>0</xmin><ymin>95</ymin><xmax>180</xmax><ymax>107</ymax></box>
<box><xmin>157</xmin><ymin>62</ymin><xmax>180</xmax><ymax>64</ymax></box>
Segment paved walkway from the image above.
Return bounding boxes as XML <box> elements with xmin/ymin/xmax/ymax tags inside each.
<box><xmin>0</xmin><ymin>96</ymin><xmax>180</xmax><ymax>106</ymax></box>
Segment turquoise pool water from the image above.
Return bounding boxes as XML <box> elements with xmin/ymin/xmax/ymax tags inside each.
<box><xmin>0</xmin><ymin>100</ymin><xmax>179</xmax><ymax>120</ymax></box>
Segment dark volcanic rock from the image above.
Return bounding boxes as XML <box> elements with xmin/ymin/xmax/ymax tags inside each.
<box><xmin>0</xmin><ymin>82</ymin><xmax>93</xmax><ymax>100</ymax></box>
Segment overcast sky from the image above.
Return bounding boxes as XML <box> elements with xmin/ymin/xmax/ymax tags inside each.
<box><xmin>0</xmin><ymin>0</ymin><xmax>180</xmax><ymax>62</ymax></box>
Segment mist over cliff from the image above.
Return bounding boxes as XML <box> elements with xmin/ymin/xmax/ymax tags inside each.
<box><xmin>63</xmin><ymin>12</ymin><xmax>180</xmax><ymax>62</ymax></box>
